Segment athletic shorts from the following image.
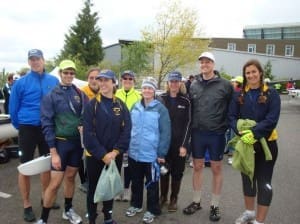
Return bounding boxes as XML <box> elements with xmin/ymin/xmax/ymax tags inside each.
<box><xmin>191</xmin><ymin>129</ymin><xmax>226</xmax><ymax>161</ymax></box>
<box><xmin>18</xmin><ymin>125</ymin><xmax>49</xmax><ymax>163</ymax></box>
<box><xmin>54</xmin><ymin>138</ymin><xmax>83</xmax><ymax>171</ymax></box>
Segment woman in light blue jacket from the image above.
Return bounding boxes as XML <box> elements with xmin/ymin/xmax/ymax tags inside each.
<box><xmin>126</xmin><ymin>77</ymin><xmax>171</xmax><ymax>224</ymax></box>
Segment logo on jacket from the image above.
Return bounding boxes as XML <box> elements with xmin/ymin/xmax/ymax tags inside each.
<box><xmin>177</xmin><ymin>105</ymin><xmax>186</xmax><ymax>109</ymax></box>
<box><xmin>113</xmin><ymin>107</ymin><xmax>121</xmax><ymax>116</ymax></box>
<box><xmin>74</xmin><ymin>95</ymin><xmax>81</xmax><ymax>103</ymax></box>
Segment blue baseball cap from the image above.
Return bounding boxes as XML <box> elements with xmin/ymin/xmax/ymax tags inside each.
<box><xmin>121</xmin><ymin>70</ymin><xmax>135</xmax><ymax>78</ymax></box>
<box><xmin>28</xmin><ymin>49</ymin><xmax>44</xmax><ymax>59</ymax></box>
<box><xmin>168</xmin><ymin>71</ymin><xmax>182</xmax><ymax>81</ymax></box>
<box><xmin>96</xmin><ymin>69</ymin><xmax>116</xmax><ymax>82</ymax></box>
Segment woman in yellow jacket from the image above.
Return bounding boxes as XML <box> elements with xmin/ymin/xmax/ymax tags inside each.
<box><xmin>115</xmin><ymin>70</ymin><xmax>141</xmax><ymax>201</ymax></box>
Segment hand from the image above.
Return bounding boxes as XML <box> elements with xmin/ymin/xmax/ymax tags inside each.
<box><xmin>102</xmin><ymin>153</ymin><xmax>112</xmax><ymax>165</ymax></box>
<box><xmin>240</xmin><ymin>130</ymin><xmax>257</xmax><ymax>144</ymax></box>
<box><xmin>157</xmin><ymin>157</ymin><xmax>165</xmax><ymax>164</ymax></box>
<box><xmin>51</xmin><ymin>153</ymin><xmax>61</xmax><ymax>170</ymax></box>
<box><xmin>179</xmin><ymin>146</ymin><xmax>187</xmax><ymax>157</ymax></box>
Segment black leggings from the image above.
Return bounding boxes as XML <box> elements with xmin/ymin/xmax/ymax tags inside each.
<box><xmin>86</xmin><ymin>155</ymin><xmax>122</xmax><ymax>222</ymax></box>
<box><xmin>241</xmin><ymin>141</ymin><xmax>278</xmax><ymax>206</ymax></box>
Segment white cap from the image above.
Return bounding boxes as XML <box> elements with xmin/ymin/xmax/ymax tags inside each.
<box><xmin>198</xmin><ymin>52</ymin><xmax>215</xmax><ymax>62</ymax></box>
<box><xmin>13</xmin><ymin>74</ymin><xmax>20</xmax><ymax>80</ymax></box>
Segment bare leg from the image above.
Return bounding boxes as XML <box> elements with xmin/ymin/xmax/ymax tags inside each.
<box><xmin>244</xmin><ymin>196</ymin><xmax>255</xmax><ymax>211</ymax></box>
<box><xmin>256</xmin><ymin>204</ymin><xmax>269</xmax><ymax>223</ymax></box>
<box><xmin>40</xmin><ymin>171</ymin><xmax>50</xmax><ymax>200</ymax></box>
<box><xmin>210</xmin><ymin>160</ymin><xmax>223</xmax><ymax>195</ymax></box>
<box><xmin>43</xmin><ymin>171</ymin><xmax>64</xmax><ymax>208</ymax></box>
<box><xmin>63</xmin><ymin>166</ymin><xmax>78</xmax><ymax>199</ymax></box>
<box><xmin>19</xmin><ymin>173</ymin><xmax>31</xmax><ymax>208</ymax></box>
<box><xmin>192</xmin><ymin>158</ymin><xmax>204</xmax><ymax>191</ymax></box>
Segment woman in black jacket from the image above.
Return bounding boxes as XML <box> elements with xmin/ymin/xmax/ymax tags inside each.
<box><xmin>159</xmin><ymin>71</ymin><xmax>191</xmax><ymax>212</ymax></box>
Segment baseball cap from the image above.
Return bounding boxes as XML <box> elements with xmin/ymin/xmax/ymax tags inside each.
<box><xmin>141</xmin><ymin>77</ymin><xmax>157</xmax><ymax>90</ymax></box>
<box><xmin>121</xmin><ymin>70</ymin><xmax>135</xmax><ymax>78</ymax></box>
<box><xmin>168</xmin><ymin>71</ymin><xmax>182</xmax><ymax>81</ymax></box>
<box><xmin>28</xmin><ymin>49</ymin><xmax>43</xmax><ymax>59</ymax></box>
<box><xmin>198</xmin><ymin>52</ymin><xmax>215</xmax><ymax>62</ymax></box>
<box><xmin>13</xmin><ymin>74</ymin><xmax>20</xmax><ymax>81</ymax></box>
<box><xmin>235</xmin><ymin>76</ymin><xmax>244</xmax><ymax>84</ymax></box>
<box><xmin>96</xmin><ymin>69</ymin><xmax>116</xmax><ymax>82</ymax></box>
<box><xmin>59</xmin><ymin>60</ymin><xmax>76</xmax><ymax>70</ymax></box>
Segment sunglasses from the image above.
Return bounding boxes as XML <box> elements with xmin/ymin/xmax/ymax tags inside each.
<box><xmin>123</xmin><ymin>77</ymin><xmax>133</xmax><ymax>81</ymax></box>
<box><xmin>62</xmin><ymin>71</ymin><xmax>75</xmax><ymax>76</ymax></box>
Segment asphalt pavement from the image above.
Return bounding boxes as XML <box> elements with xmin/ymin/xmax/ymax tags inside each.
<box><xmin>0</xmin><ymin>95</ymin><xmax>299</xmax><ymax>224</ymax></box>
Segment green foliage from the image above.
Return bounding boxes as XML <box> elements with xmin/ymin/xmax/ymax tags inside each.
<box><xmin>44</xmin><ymin>60</ymin><xmax>56</xmax><ymax>73</ymax></box>
<box><xmin>57</xmin><ymin>0</ymin><xmax>103</xmax><ymax>77</ymax></box>
<box><xmin>141</xmin><ymin>0</ymin><xmax>208</xmax><ymax>88</ymax></box>
<box><xmin>121</xmin><ymin>41</ymin><xmax>153</xmax><ymax>78</ymax></box>
<box><xmin>98</xmin><ymin>60</ymin><xmax>121</xmax><ymax>81</ymax></box>
<box><xmin>264</xmin><ymin>60</ymin><xmax>274</xmax><ymax>80</ymax></box>
<box><xmin>218</xmin><ymin>67</ymin><xmax>233</xmax><ymax>80</ymax></box>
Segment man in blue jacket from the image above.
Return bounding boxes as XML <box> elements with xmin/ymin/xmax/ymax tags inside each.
<box><xmin>9</xmin><ymin>49</ymin><xmax>59</xmax><ymax>222</ymax></box>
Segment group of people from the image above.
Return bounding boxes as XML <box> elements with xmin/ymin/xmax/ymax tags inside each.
<box><xmin>8</xmin><ymin>49</ymin><xmax>280</xmax><ymax>224</ymax></box>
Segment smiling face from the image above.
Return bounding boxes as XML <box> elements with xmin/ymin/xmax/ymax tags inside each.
<box><xmin>141</xmin><ymin>86</ymin><xmax>155</xmax><ymax>101</ymax></box>
<box><xmin>168</xmin><ymin>80</ymin><xmax>181</xmax><ymax>95</ymax></box>
<box><xmin>97</xmin><ymin>77</ymin><xmax>115</xmax><ymax>97</ymax></box>
<box><xmin>28</xmin><ymin>57</ymin><xmax>45</xmax><ymax>74</ymax></box>
<box><xmin>87</xmin><ymin>70</ymin><xmax>99</xmax><ymax>93</ymax></box>
<box><xmin>60</xmin><ymin>69</ymin><xmax>75</xmax><ymax>85</ymax></box>
<box><xmin>199</xmin><ymin>58</ymin><xmax>214</xmax><ymax>78</ymax></box>
<box><xmin>244</xmin><ymin>64</ymin><xmax>262</xmax><ymax>89</ymax></box>
<box><xmin>121</xmin><ymin>75</ymin><xmax>134</xmax><ymax>90</ymax></box>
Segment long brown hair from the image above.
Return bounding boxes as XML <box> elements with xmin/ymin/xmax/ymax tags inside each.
<box><xmin>238</xmin><ymin>59</ymin><xmax>267</xmax><ymax>104</ymax></box>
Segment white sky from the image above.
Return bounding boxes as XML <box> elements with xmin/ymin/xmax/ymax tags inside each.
<box><xmin>0</xmin><ymin>0</ymin><xmax>299</xmax><ymax>73</ymax></box>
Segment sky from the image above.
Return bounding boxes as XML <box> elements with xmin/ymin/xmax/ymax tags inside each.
<box><xmin>0</xmin><ymin>0</ymin><xmax>299</xmax><ymax>73</ymax></box>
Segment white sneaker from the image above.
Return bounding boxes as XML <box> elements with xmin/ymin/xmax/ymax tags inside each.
<box><xmin>122</xmin><ymin>188</ymin><xmax>131</xmax><ymax>202</ymax></box>
<box><xmin>235</xmin><ymin>211</ymin><xmax>255</xmax><ymax>224</ymax></box>
<box><xmin>114</xmin><ymin>193</ymin><xmax>122</xmax><ymax>201</ymax></box>
<box><xmin>125</xmin><ymin>206</ymin><xmax>143</xmax><ymax>217</ymax></box>
<box><xmin>142</xmin><ymin>211</ymin><xmax>155</xmax><ymax>223</ymax></box>
<box><xmin>35</xmin><ymin>219</ymin><xmax>46</xmax><ymax>224</ymax></box>
<box><xmin>189</xmin><ymin>161</ymin><xmax>193</xmax><ymax>168</ymax></box>
<box><xmin>62</xmin><ymin>208</ymin><xmax>82</xmax><ymax>224</ymax></box>
<box><xmin>228</xmin><ymin>157</ymin><xmax>233</xmax><ymax>165</ymax></box>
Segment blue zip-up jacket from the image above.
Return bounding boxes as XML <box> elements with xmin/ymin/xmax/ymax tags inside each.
<box><xmin>83</xmin><ymin>94</ymin><xmax>132</xmax><ymax>161</ymax></box>
<box><xmin>9</xmin><ymin>71</ymin><xmax>59</xmax><ymax>129</ymax></box>
<box><xmin>228</xmin><ymin>84</ymin><xmax>281</xmax><ymax>140</ymax></box>
<box><xmin>41</xmin><ymin>84</ymin><xmax>89</xmax><ymax>148</ymax></box>
<box><xmin>128</xmin><ymin>99</ymin><xmax>171</xmax><ymax>163</ymax></box>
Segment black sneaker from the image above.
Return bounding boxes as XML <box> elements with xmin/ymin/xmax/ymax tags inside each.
<box><xmin>209</xmin><ymin>206</ymin><xmax>221</xmax><ymax>221</ymax></box>
<box><xmin>24</xmin><ymin>206</ymin><xmax>36</xmax><ymax>222</ymax></box>
<box><xmin>183</xmin><ymin>202</ymin><xmax>202</xmax><ymax>215</ymax></box>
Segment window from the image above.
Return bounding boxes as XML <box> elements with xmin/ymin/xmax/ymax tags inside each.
<box><xmin>227</xmin><ymin>43</ymin><xmax>236</xmax><ymax>51</ymax></box>
<box><xmin>266</xmin><ymin>44</ymin><xmax>275</xmax><ymax>55</ymax></box>
<box><xmin>248</xmin><ymin>44</ymin><xmax>256</xmax><ymax>53</ymax></box>
<box><xmin>285</xmin><ymin>45</ymin><xmax>294</xmax><ymax>56</ymax></box>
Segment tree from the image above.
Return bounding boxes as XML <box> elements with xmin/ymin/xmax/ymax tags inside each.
<box><xmin>121</xmin><ymin>41</ymin><xmax>152</xmax><ymax>78</ymax></box>
<box><xmin>264</xmin><ymin>60</ymin><xmax>274</xmax><ymax>80</ymax></box>
<box><xmin>57</xmin><ymin>0</ymin><xmax>103</xmax><ymax>79</ymax></box>
<box><xmin>142</xmin><ymin>0</ymin><xmax>209</xmax><ymax>88</ymax></box>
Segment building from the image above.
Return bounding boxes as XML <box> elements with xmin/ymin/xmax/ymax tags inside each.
<box><xmin>243</xmin><ymin>23</ymin><xmax>300</xmax><ymax>40</ymax></box>
<box><xmin>103</xmin><ymin>23</ymin><xmax>300</xmax><ymax>80</ymax></box>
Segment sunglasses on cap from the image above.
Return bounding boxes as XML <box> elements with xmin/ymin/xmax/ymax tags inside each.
<box><xmin>62</xmin><ymin>71</ymin><xmax>76</xmax><ymax>76</ymax></box>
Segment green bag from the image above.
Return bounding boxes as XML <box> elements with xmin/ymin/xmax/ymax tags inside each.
<box><xmin>94</xmin><ymin>160</ymin><xmax>123</xmax><ymax>202</ymax></box>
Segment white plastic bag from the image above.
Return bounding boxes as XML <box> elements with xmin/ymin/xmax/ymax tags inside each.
<box><xmin>94</xmin><ymin>160</ymin><xmax>123</xmax><ymax>202</ymax></box>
